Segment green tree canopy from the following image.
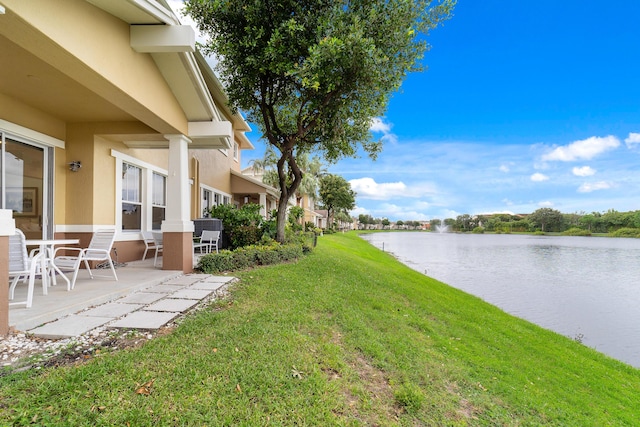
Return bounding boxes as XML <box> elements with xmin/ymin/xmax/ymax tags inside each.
<box><xmin>185</xmin><ymin>0</ymin><xmax>455</xmax><ymax>242</ymax></box>
<box><xmin>318</xmin><ymin>174</ymin><xmax>356</xmax><ymax>230</ymax></box>
<box><xmin>528</xmin><ymin>208</ymin><xmax>563</xmax><ymax>232</ymax></box>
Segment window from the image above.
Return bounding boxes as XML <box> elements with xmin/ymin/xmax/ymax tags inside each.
<box><xmin>202</xmin><ymin>188</ymin><xmax>212</xmax><ymax>215</ymax></box>
<box><xmin>122</xmin><ymin>163</ymin><xmax>142</xmax><ymax>230</ymax></box>
<box><xmin>233</xmin><ymin>142</ymin><xmax>239</xmax><ymax>161</ymax></box>
<box><xmin>114</xmin><ymin>151</ymin><xmax>168</xmax><ymax>234</ymax></box>
<box><xmin>152</xmin><ymin>172</ymin><xmax>166</xmax><ymax>230</ymax></box>
<box><xmin>214</xmin><ymin>192</ymin><xmax>220</xmax><ymax>206</ymax></box>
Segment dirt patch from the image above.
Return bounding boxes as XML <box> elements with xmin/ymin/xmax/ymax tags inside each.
<box><xmin>326</xmin><ymin>330</ymin><xmax>402</xmax><ymax>424</ymax></box>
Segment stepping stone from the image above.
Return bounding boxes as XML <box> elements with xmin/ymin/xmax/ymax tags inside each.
<box><xmin>162</xmin><ymin>276</ymin><xmax>202</xmax><ymax>286</ymax></box>
<box><xmin>200</xmin><ymin>276</ymin><xmax>234</xmax><ymax>284</ymax></box>
<box><xmin>117</xmin><ymin>292</ymin><xmax>166</xmax><ymax>304</ymax></box>
<box><xmin>185</xmin><ymin>274</ymin><xmax>211</xmax><ymax>279</ymax></box>
<box><xmin>189</xmin><ymin>282</ymin><xmax>226</xmax><ymax>291</ymax></box>
<box><xmin>110</xmin><ymin>311</ymin><xmax>180</xmax><ymax>330</ymax></box>
<box><xmin>171</xmin><ymin>289</ymin><xmax>213</xmax><ymax>300</ymax></box>
<box><xmin>80</xmin><ymin>303</ymin><xmax>142</xmax><ymax>318</ymax></box>
<box><xmin>145</xmin><ymin>284</ymin><xmax>186</xmax><ymax>293</ymax></box>
<box><xmin>29</xmin><ymin>316</ymin><xmax>113</xmax><ymax>339</ymax></box>
<box><xmin>144</xmin><ymin>298</ymin><xmax>199</xmax><ymax>313</ymax></box>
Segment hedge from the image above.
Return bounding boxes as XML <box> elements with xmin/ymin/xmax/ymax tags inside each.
<box><xmin>196</xmin><ymin>243</ymin><xmax>306</xmax><ymax>274</ymax></box>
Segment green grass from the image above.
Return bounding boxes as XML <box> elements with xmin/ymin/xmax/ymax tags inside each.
<box><xmin>2</xmin><ymin>232</ymin><xmax>639</xmax><ymax>425</ymax></box>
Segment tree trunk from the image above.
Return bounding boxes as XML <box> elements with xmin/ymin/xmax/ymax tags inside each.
<box><xmin>276</xmin><ymin>189</ymin><xmax>289</xmax><ymax>243</ymax></box>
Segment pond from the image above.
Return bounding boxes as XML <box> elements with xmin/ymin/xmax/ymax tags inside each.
<box><xmin>361</xmin><ymin>232</ymin><xmax>640</xmax><ymax>368</ymax></box>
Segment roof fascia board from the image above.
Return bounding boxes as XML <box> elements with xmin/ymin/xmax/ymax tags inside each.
<box><xmin>86</xmin><ymin>0</ymin><xmax>178</xmax><ymax>25</ymax></box>
<box><xmin>194</xmin><ymin>51</ymin><xmax>251</xmax><ymax>132</ymax></box>
<box><xmin>231</xmin><ymin>169</ymin><xmax>279</xmax><ymax>196</ymax></box>
<box><xmin>131</xmin><ymin>25</ymin><xmax>195</xmax><ymax>52</ymax></box>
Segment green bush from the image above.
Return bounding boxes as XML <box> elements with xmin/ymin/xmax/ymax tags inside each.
<box><xmin>197</xmin><ymin>250</ymin><xmax>235</xmax><ymax>273</ymax></box>
<box><xmin>209</xmin><ymin>203</ymin><xmax>267</xmax><ymax>249</ymax></box>
<box><xmin>563</xmin><ymin>227</ymin><xmax>592</xmax><ymax>236</ymax></box>
<box><xmin>255</xmin><ymin>245</ymin><xmax>281</xmax><ymax>265</ymax></box>
<box><xmin>231</xmin><ymin>225</ymin><xmax>262</xmax><ymax>248</ymax></box>
<box><xmin>609</xmin><ymin>227</ymin><xmax>640</xmax><ymax>238</ymax></box>
<box><xmin>196</xmin><ymin>242</ymin><xmax>310</xmax><ymax>273</ymax></box>
<box><xmin>472</xmin><ymin>226</ymin><xmax>485</xmax><ymax>234</ymax></box>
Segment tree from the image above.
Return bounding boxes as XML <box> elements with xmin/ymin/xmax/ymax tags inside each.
<box><xmin>318</xmin><ymin>174</ymin><xmax>356</xmax><ymax>230</ymax></box>
<box><xmin>185</xmin><ymin>0</ymin><xmax>455</xmax><ymax>242</ymax></box>
<box><xmin>528</xmin><ymin>208</ymin><xmax>563</xmax><ymax>232</ymax></box>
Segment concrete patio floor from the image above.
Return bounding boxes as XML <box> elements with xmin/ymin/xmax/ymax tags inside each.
<box><xmin>8</xmin><ymin>257</ymin><xmax>184</xmax><ymax>332</ymax></box>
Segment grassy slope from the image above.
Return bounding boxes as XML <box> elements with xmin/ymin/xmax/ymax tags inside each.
<box><xmin>1</xmin><ymin>232</ymin><xmax>639</xmax><ymax>426</ymax></box>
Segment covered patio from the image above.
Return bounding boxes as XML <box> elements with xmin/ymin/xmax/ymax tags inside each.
<box><xmin>9</xmin><ymin>258</ymin><xmax>182</xmax><ymax>332</ymax></box>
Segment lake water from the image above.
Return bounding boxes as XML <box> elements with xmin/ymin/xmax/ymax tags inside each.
<box><xmin>361</xmin><ymin>232</ymin><xmax>640</xmax><ymax>368</ymax></box>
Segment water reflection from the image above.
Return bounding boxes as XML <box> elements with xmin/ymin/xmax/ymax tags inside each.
<box><xmin>362</xmin><ymin>232</ymin><xmax>640</xmax><ymax>367</ymax></box>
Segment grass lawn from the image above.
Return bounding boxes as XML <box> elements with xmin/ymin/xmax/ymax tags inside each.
<box><xmin>1</xmin><ymin>232</ymin><xmax>639</xmax><ymax>425</ymax></box>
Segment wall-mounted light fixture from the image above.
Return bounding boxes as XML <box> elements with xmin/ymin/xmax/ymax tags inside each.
<box><xmin>68</xmin><ymin>161</ymin><xmax>82</xmax><ymax>172</ymax></box>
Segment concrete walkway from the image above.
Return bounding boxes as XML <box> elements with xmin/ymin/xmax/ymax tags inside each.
<box><xmin>27</xmin><ymin>274</ymin><xmax>235</xmax><ymax>339</ymax></box>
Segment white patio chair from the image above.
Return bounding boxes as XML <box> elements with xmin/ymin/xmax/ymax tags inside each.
<box><xmin>152</xmin><ymin>231</ymin><xmax>164</xmax><ymax>267</ymax></box>
<box><xmin>52</xmin><ymin>229</ymin><xmax>118</xmax><ymax>290</ymax></box>
<box><xmin>8</xmin><ymin>229</ymin><xmax>42</xmax><ymax>308</ymax></box>
<box><xmin>198</xmin><ymin>230</ymin><xmax>220</xmax><ymax>253</ymax></box>
<box><xmin>141</xmin><ymin>230</ymin><xmax>159</xmax><ymax>261</ymax></box>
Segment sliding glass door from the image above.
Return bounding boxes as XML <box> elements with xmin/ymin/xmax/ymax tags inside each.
<box><xmin>0</xmin><ymin>132</ymin><xmax>52</xmax><ymax>239</ymax></box>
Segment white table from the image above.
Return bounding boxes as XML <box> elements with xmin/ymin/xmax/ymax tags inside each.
<box><xmin>26</xmin><ymin>238</ymin><xmax>80</xmax><ymax>293</ymax></box>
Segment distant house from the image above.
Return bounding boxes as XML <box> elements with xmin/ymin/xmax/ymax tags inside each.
<box><xmin>240</xmin><ymin>165</ymin><xmax>327</xmax><ymax>229</ymax></box>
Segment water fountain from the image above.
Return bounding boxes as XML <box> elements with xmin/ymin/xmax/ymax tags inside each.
<box><xmin>435</xmin><ymin>223</ymin><xmax>450</xmax><ymax>233</ymax></box>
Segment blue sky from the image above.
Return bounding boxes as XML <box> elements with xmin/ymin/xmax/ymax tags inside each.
<box><xmin>173</xmin><ymin>1</ymin><xmax>640</xmax><ymax>222</ymax></box>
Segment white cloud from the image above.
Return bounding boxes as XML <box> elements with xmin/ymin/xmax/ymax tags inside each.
<box><xmin>370</xmin><ymin>117</ymin><xmax>391</xmax><ymax>133</ymax></box>
<box><xmin>350</xmin><ymin>177</ymin><xmax>407</xmax><ymax>200</ymax></box>
<box><xmin>499</xmin><ymin>164</ymin><xmax>510</xmax><ymax>172</ymax></box>
<box><xmin>370</xmin><ymin>117</ymin><xmax>398</xmax><ymax>145</ymax></box>
<box><xmin>530</xmin><ymin>173</ymin><xmax>549</xmax><ymax>182</ymax></box>
<box><xmin>578</xmin><ymin>181</ymin><xmax>613</xmax><ymax>193</ymax></box>
<box><xmin>572</xmin><ymin>166</ymin><xmax>596</xmax><ymax>177</ymax></box>
<box><xmin>538</xmin><ymin>201</ymin><xmax>554</xmax><ymax>207</ymax></box>
<box><xmin>349</xmin><ymin>177</ymin><xmax>436</xmax><ymax>200</ymax></box>
<box><xmin>625</xmin><ymin>132</ymin><xmax>640</xmax><ymax>149</ymax></box>
<box><xmin>541</xmin><ymin>135</ymin><xmax>620</xmax><ymax>162</ymax></box>
<box><xmin>349</xmin><ymin>206</ymin><xmax>370</xmax><ymax>217</ymax></box>
<box><xmin>375</xmin><ymin>203</ymin><xmax>430</xmax><ymax>221</ymax></box>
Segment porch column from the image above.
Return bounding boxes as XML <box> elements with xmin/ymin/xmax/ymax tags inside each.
<box><xmin>259</xmin><ymin>193</ymin><xmax>267</xmax><ymax>218</ymax></box>
<box><xmin>0</xmin><ymin>210</ymin><xmax>16</xmax><ymax>336</ymax></box>
<box><xmin>161</xmin><ymin>134</ymin><xmax>195</xmax><ymax>273</ymax></box>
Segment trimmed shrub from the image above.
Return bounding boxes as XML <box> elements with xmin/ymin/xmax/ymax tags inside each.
<box><xmin>197</xmin><ymin>250</ymin><xmax>235</xmax><ymax>273</ymax></box>
<box><xmin>231</xmin><ymin>225</ymin><xmax>262</xmax><ymax>248</ymax></box>
<box><xmin>563</xmin><ymin>227</ymin><xmax>592</xmax><ymax>236</ymax></box>
<box><xmin>196</xmin><ymin>242</ymin><xmax>310</xmax><ymax>273</ymax></box>
<box><xmin>609</xmin><ymin>227</ymin><xmax>640</xmax><ymax>238</ymax></box>
<box><xmin>255</xmin><ymin>245</ymin><xmax>281</xmax><ymax>265</ymax></box>
<box><xmin>472</xmin><ymin>226</ymin><xmax>485</xmax><ymax>234</ymax></box>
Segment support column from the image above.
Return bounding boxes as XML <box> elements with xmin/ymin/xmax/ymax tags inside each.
<box><xmin>0</xmin><ymin>210</ymin><xmax>16</xmax><ymax>336</ymax></box>
<box><xmin>161</xmin><ymin>134</ymin><xmax>195</xmax><ymax>273</ymax></box>
<box><xmin>259</xmin><ymin>193</ymin><xmax>267</xmax><ymax>218</ymax></box>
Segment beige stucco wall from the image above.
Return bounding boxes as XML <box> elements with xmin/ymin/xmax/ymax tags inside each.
<box><xmin>191</xmin><ymin>149</ymin><xmax>235</xmax><ymax>194</ymax></box>
<box><xmin>3</xmin><ymin>0</ymin><xmax>189</xmax><ymax>135</ymax></box>
<box><xmin>0</xmin><ymin>93</ymin><xmax>66</xmax><ymax>141</ymax></box>
<box><xmin>63</xmin><ymin>123</ymin><xmax>170</xmax><ymax>226</ymax></box>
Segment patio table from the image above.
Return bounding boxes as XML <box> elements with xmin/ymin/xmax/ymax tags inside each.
<box><xmin>25</xmin><ymin>238</ymin><xmax>80</xmax><ymax>293</ymax></box>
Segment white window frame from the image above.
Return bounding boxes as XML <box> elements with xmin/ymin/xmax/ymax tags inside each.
<box><xmin>112</xmin><ymin>150</ymin><xmax>168</xmax><ymax>240</ymax></box>
<box><xmin>233</xmin><ymin>142</ymin><xmax>239</xmax><ymax>161</ymax></box>
<box><xmin>201</xmin><ymin>183</ymin><xmax>231</xmax><ymax>210</ymax></box>
<box><xmin>151</xmin><ymin>172</ymin><xmax>166</xmax><ymax>230</ymax></box>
